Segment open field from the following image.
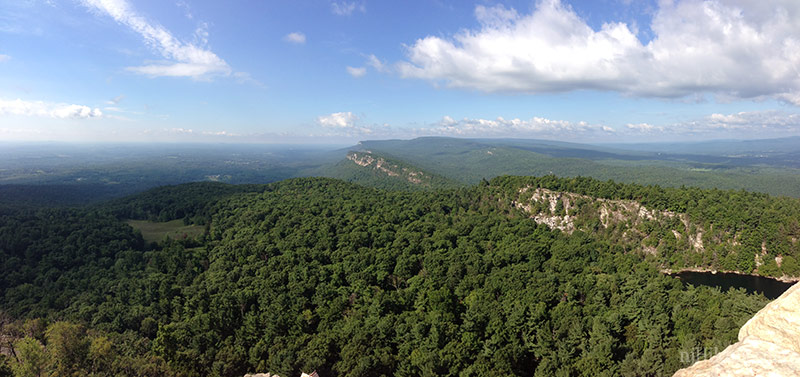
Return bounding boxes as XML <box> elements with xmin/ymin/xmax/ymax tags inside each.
<box><xmin>126</xmin><ymin>219</ymin><xmax>205</xmax><ymax>243</ymax></box>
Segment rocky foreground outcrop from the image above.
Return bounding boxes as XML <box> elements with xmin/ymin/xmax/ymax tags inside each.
<box><xmin>673</xmin><ymin>282</ymin><xmax>800</xmax><ymax>376</ymax></box>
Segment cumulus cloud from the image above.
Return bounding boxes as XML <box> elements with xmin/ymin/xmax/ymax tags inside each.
<box><xmin>419</xmin><ymin>110</ymin><xmax>800</xmax><ymax>140</ymax></box>
<box><xmin>82</xmin><ymin>0</ymin><xmax>231</xmax><ymax>79</ymax></box>
<box><xmin>616</xmin><ymin>110</ymin><xmax>800</xmax><ymax>138</ymax></box>
<box><xmin>201</xmin><ymin>130</ymin><xmax>239</xmax><ymax>136</ymax></box>
<box><xmin>346</xmin><ymin>66</ymin><xmax>367</xmax><ymax>77</ymax></box>
<box><xmin>331</xmin><ymin>1</ymin><xmax>365</xmax><ymax>16</ymax></box>
<box><xmin>625</xmin><ymin>123</ymin><xmax>663</xmax><ymax>132</ymax></box>
<box><xmin>284</xmin><ymin>32</ymin><xmax>306</xmax><ymax>44</ymax></box>
<box><xmin>318</xmin><ymin>112</ymin><xmax>359</xmax><ymax>128</ymax></box>
<box><xmin>168</xmin><ymin>127</ymin><xmax>194</xmax><ymax>134</ymax></box>
<box><xmin>315</xmin><ymin>108</ymin><xmax>800</xmax><ymax>140</ymax></box>
<box><xmin>0</xmin><ymin>54</ymin><xmax>10</xmax><ymax>62</ymax></box>
<box><xmin>397</xmin><ymin>0</ymin><xmax>800</xmax><ymax>104</ymax></box>
<box><xmin>423</xmin><ymin>115</ymin><xmax>605</xmax><ymax>137</ymax></box>
<box><xmin>0</xmin><ymin>98</ymin><xmax>102</xmax><ymax>119</ymax></box>
<box><xmin>694</xmin><ymin>110</ymin><xmax>800</xmax><ymax>132</ymax></box>
<box><xmin>316</xmin><ymin>111</ymin><xmax>377</xmax><ymax>135</ymax></box>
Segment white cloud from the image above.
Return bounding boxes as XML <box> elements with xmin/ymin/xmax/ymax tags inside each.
<box><xmin>618</xmin><ymin>110</ymin><xmax>800</xmax><ymax>138</ymax></box>
<box><xmin>317</xmin><ymin>112</ymin><xmax>359</xmax><ymax>128</ymax></box>
<box><xmin>82</xmin><ymin>0</ymin><xmax>231</xmax><ymax>79</ymax></box>
<box><xmin>106</xmin><ymin>94</ymin><xmax>125</xmax><ymax>105</ymax></box>
<box><xmin>625</xmin><ymin>123</ymin><xmax>662</xmax><ymax>132</ymax></box>
<box><xmin>776</xmin><ymin>93</ymin><xmax>800</xmax><ymax>106</ymax></box>
<box><xmin>193</xmin><ymin>22</ymin><xmax>209</xmax><ymax>46</ymax></box>
<box><xmin>424</xmin><ymin>115</ymin><xmax>605</xmax><ymax>137</ymax></box>
<box><xmin>284</xmin><ymin>32</ymin><xmax>306</xmax><ymax>44</ymax></box>
<box><xmin>167</xmin><ymin>128</ymin><xmax>193</xmax><ymax>134</ymax></box>
<box><xmin>398</xmin><ymin>0</ymin><xmax>800</xmax><ymax>104</ymax></box>
<box><xmin>0</xmin><ymin>127</ymin><xmax>43</xmax><ymax>136</ymax></box>
<box><xmin>201</xmin><ymin>130</ymin><xmax>239</xmax><ymax>136</ymax></box>
<box><xmin>699</xmin><ymin>110</ymin><xmax>800</xmax><ymax>131</ymax></box>
<box><xmin>0</xmin><ymin>98</ymin><xmax>102</xmax><ymax>119</ymax></box>
<box><xmin>0</xmin><ymin>54</ymin><xmax>10</xmax><ymax>62</ymax></box>
<box><xmin>316</xmin><ymin>111</ymin><xmax>376</xmax><ymax>135</ymax></box>
<box><xmin>366</xmin><ymin>54</ymin><xmax>388</xmax><ymax>73</ymax></box>
<box><xmin>346</xmin><ymin>66</ymin><xmax>367</xmax><ymax>77</ymax></box>
<box><xmin>176</xmin><ymin>0</ymin><xmax>193</xmax><ymax>19</ymax></box>
<box><xmin>418</xmin><ymin>110</ymin><xmax>800</xmax><ymax>140</ymax></box>
<box><xmin>232</xmin><ymin>71</ymin><xmax>265</xmax><ymax>87</ymax></box>
<box><xmin>331</xmin><ymin>1</ymin><xmax>365</xmax><ymax>16</ymax></box>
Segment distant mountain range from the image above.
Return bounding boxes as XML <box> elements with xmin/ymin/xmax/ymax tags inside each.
<box><xmin>322</xmin><ymin>137</ymin><xmax>800</xmax><ymax>196</ymax></box>
<box><xmin>3</xmin><ymin>136</ymin><xmax>800</xmax><ymax>207</ymax></box>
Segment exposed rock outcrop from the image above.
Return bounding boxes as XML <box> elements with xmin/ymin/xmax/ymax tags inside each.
<box><xmin>673</xmin><ymin>282</ymin><xmax>800</xmax><ymax>376</ymax></box>
<box><xmin>512</xmin><ymin>187</ymin><xmax>698</xmax><ymax>245</ymax></box>
<box><xmin>346</xmin><ymin>151</ymin><xmax>429</xmax><ymax>185</ymax></box>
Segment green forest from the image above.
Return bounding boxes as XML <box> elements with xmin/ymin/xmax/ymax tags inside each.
<box><xmin>1</xmin><ymin>176</ymin><xmax>790</xmax><ymax>376</ymax></box>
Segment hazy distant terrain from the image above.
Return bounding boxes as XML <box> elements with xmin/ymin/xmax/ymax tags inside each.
<box><xmin>0</xmin><ymin>143</ymin><xmax>342</xmax><ymax>206</ymax></box>
<box><xmin>347</xmin><ymin>137</ymin><xmax>800</xmax><ymax>197</ymax></box>
<box><xmin>3</xmin><ymin>136</ymin><xmax>800</xmax><ymax>207</ymax></box>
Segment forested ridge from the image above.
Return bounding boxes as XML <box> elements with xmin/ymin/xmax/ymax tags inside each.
<box><xmin>492</xmin><ymin>176</ymin><xmax>800</xmax><ymax>278</ymax></box>
<box><xmin>1</xmin><ymin>176</ymin><xmax>788</xmax><ymax>376</ymax></box>
<box><xmin>352</xmin><ymin>137</ymin><xmax>800</xmax><ymax>197</ymax></box>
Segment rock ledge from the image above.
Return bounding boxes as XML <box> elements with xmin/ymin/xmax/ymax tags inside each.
<box><xmin>673</xmin><ymin>282</ymin><xmax>800</xmax><ymax>376</ymax></box>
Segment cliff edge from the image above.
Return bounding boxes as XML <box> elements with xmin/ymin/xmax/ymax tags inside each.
<box><xmin>673</xmin><ymin>282</ymin><xmax>800</xmax><ymax>376</ymax></box>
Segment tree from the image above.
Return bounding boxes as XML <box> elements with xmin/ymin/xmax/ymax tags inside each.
<box><xmin>12</xmin><ymin>337</ymin><xmax>48</xmax><ymax>377</ymax></box>
<box><xmin>88</xmin><ymin>335</ymin><xmax>113</xmax><ymax>374</ymax></box>
<box><xmin>0</xmin><ymin>355</ymin><xmax>13</xmax><ymax>377</ymax></box>
<box><xmin>781</xmin><ymin>256</ymin><xmax>800</xmax><ymax>276</ymax></box>
<box><xmin>45</xmin><ymin>321</ymin><xmax>89</xmax><ymax>377</ymax></box>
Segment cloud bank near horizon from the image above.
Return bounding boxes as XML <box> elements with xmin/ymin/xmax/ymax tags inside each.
<box><xmin>0</xmin><ymin>98</ymin><xmax>103</xmax><ymax>119</ymax></box>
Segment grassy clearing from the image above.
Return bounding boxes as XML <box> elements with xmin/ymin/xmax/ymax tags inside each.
<box><xmin>126</xmin><ymin>219</ymin><xmax>205</xmax><ymax>244</ymax></box>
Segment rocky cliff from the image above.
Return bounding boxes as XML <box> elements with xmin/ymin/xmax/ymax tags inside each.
<box><xmin>673</xmin><ymin>282</ymin><xmax>800</xmax><ymax>376</ymax></box>
<box><xmin>345</xmin><ymin>151</ymin><xmax>435</xmax><ymax>186</ymax></box>
<box><xmin>511</xmin><ymin>186</ymin><xmax>794</xmax><ymax>278</ymax></box>
<box><xmin>348</xmin><ymin>151</ymin><xmax>405</xmax><ymax>178</ymax></box>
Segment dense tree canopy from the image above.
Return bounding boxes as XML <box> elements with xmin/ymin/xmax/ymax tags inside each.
<box><xmin>0</xmin><ymin>177</ymin><xmax>782</xmax><ymax>376</ymax></box>
<box><xmin>492</xmin><ymin>176</ymin><xmax>800</xmax><ymax>276</ymax></box>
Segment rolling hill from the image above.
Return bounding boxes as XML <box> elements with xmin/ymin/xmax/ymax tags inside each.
<box><xmin>342</xmin><ymin>137</ymin><xmax>800</xmax><ymax>197</ymax></box>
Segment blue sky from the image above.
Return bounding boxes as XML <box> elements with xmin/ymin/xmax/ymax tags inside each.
<box><xmin>1</xmin><ymin>0</ymin><xmax>800</xmax><ymax>144</ymax></box>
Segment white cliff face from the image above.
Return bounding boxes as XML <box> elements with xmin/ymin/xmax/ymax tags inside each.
<box><xmin>512</xmin><ymin>187</ymin><xmax>696</xmax><ymax>244</ymax></box>
<box><xmin>673</xmin><ymin>282</ymin><xmax>800</xmax><ymax>376</ymax></box>
<box><xmin>346</xmin><ymin>151</ymin><xmax>428</xmax><ymax>185</ymax></box>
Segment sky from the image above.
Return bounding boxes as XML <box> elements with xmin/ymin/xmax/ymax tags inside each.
<box><xmin>1</xmin><ymin>0</ymin><xmax>800</xmax><ymax>144</ymax></box>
